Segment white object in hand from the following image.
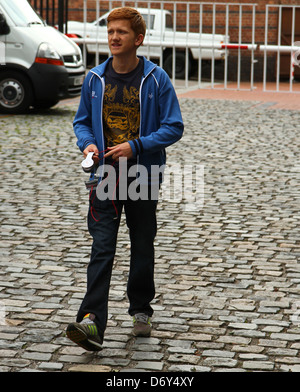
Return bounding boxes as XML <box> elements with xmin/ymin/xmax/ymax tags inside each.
<box><xmin>81</xmin><ymin>151</ymin><xmax>95</xmax><ymax>172</ymax></box>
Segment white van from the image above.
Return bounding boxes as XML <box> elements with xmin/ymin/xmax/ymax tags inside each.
<box><xmin>0</xmin><ymin>0</ymin><xmax>85</xmax><ymax>113</ymax></box>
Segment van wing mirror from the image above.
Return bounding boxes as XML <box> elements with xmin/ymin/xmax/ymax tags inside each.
<box><xmin>0</xmin><ymin>13</ymin><xmax>10</xmax><ymax>35</ymax></box>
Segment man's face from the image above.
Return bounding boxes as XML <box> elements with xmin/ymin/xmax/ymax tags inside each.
<box><xmin>107</xmin><ymin>19</ymin><xmax>143</xmax><ymax>57</ymax></box>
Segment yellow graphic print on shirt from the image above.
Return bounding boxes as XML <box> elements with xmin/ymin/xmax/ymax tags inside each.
<box><xmin>103</xmin><ymin>84</ymin><xmax>140</xmax><ymax>147</ymax></box>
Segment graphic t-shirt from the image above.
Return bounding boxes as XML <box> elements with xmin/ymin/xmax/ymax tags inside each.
<box><xmin>103</xmin><ymin>58</ymin><xmax>144</xmax><ymax>148</ymax></box>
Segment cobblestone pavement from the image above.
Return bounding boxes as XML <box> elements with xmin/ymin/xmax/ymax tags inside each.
<box><xmin>0</xmin><ymin>95</ymin><xmax>299</xmax><ymax>373</ymax></box>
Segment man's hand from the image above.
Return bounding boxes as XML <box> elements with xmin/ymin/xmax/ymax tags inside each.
<box><xmin>83</xmin><ymin>144</ymin><xmax>99</xmax><ymax>164</ymax></box>
<box><xmin>104</xmin><ymin>142</ymin><xmax>133</xmax><ymax>161</ymax></box>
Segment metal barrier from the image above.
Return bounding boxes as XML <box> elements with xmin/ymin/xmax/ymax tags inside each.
<box><xmin>31</xmin><ymin>1</ymin><xmax>300</xmax><ymax>93</ymax></box>
<box><xmin>67</xmin><ymin>1</ymin><xmax>257</xmax><ymax>91</ymax></box>
<box><xmin>261</xmin><ymin>4</ymin><xmax>300</xmax><ymax>93</ymax></box>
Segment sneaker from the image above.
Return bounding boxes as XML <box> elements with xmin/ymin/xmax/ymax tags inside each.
<box><xmin>66</xmin><ymin>313</ymin><xmax>103</xmax><ymax>351</ymax></box>
<box><xmin>132</xmin><ymin>313</ymin><xmax>152</xmax><ymax>337</ymax></box>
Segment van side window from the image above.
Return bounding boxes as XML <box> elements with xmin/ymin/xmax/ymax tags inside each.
<box><xmin>141</xmin><ymin>14</ymin><xmax>154</xmax><ymax>30</ymax></box>
<box><xmin>165</xmin><ymin>14</ymin><xmax>173</xmax><ymax>30</ymax></box>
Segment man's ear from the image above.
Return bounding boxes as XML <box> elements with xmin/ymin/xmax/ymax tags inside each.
<box><xmin>135</xmin><ymin>34</ymin><xmax>144</xmax><ymax>47</ymax></box>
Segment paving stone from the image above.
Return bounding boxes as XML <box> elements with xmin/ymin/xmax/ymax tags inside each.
<box><xmin>27</xmin><ymin>343</ymin><xmax>60</xmax><ymax>353</ymax></box>
<box><xmin>280</xmin><ymin>365</ymin><xmax>300</xmax><ymax>372</ymax></box>
<box><xmin>38</xmin><ymin>362</ymin><xmax>64</xmax><ymax>370</ymax></box>
<box><xmin>68</xmin><ymin>364</ymin><xmax>111</xmax><ymax>372</ymax></box>
<box><xmin>168</xmin><ymin>353</ymin><xmax>200</xmax><ymax>364</ymax></box>
<box><xmin>202</xmin><ymin>349</ymin><xmax>235</xmax><ymax>358</ymax></box>
<box><xmin>134</xmin><ymin>361</ymin><xmax>164</xmax><ymax>371</ymax></box>
<box><xmin>0</xmin><ymin>349</ymin><xmax>17</xmax><ymax>358</ymax></box>
<box><xmin>168</xmin><ymin>364</ymin><xmax>211</xmax><ymax>372</ymax></box>
<box><xmin>242</xmin><ymin>361</ymin><xmax>275</xmax><ymax>370</ymax></box>
<box><xmin>239</xmin><ymin>353</ymin><xmax>268</xmax><ymax>360</ymax></box>
<box><xmin>21</xmin><ymin>351</ymin><xmax>52</xmax><ymax>361</ymax></box>
<box><xmin>131</xmin><ymin>351</ymin><xmax>164</xmax><ymax>361</ymax></box>
<box><xmin>203</xmin><ymin>358</ymin><xmax>238</xmax><ymax>368</ymax></box>
<box><xmin>58</xmin><ymin>355</ymin><xmax>91</xmax><ymax>364</ymax></box>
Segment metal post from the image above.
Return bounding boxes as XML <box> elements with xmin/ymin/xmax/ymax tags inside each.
<box><xmin>52</xmin><ymin>0</ymin><xmax>55</xmax><ymax>26</ymax></box>
<box><xmin>172</xmin><ymin>2</ymin><xmax>176</xmax><ymax>86</ymax></box>
<box><xmin>160</xmin><ymin>1</ymin><xmax>163</xmax><ymax>70</ymax></box>
<box><xmin>46</xmin><ymin>0</ymin><xmax>49</xmax><ymax>25</ymax></box>
<box><xmin>237</xmin><ymin>4</ymin><xmax>242</xmax><ymax>90</ymax></box>
<box><xmin>224</xmin><ymin>4</ymin><xmax>229</xmax><ymax>90</ymax></box>
<box><xmin>83</xmin><ymin>0</ymin><xmax>87</xmax><ymax>67</ymax></box>
<box><xmin>276</xmin><ymin>6</ymin><xmax>282</xmax><ymax>92</ymax></box>
<box><xmin>263</xmin><ymin>5</ymin><xmax>268</xmax><ymax>92</ymax></box>
<box><xmin>198</xmin><ymin>3</ymin><xmax>203</xmax><ymax>89</ymax></box>
<box><xmin>185</xmin><ymin>2</ymin><xmax>190</xmax><ymax>88</ymax></box>
<box><xmin>58</xmin><ymin>0</ymin><xmax>64</xmax><ymax>33</ymax></box>
<box><xmin>211</xmin><ymin>3</ymin><xmax>216</xmax><ymax>89</ymax></box>
<box><xmin>290</xmin><ymin>6</ymin><xmax>296</xmax><ymax>91</ymax></box>
<box><xmin>250</xmin><ymin>5</ymin><xmax>256</xmax><ymax>91</ymax></box>
<box><xmin>39</xmin><ymin>0</ymin><xmax>43</xmax><ymax>19</ymax></box>
<box><xmin>95</xmin><ymin>0</ymin><xmax>99</xmax><ymax>66</ymax></box>
<box><xmin>146</xmin><ymin>2</ymin><xmax>151</xmax><ymax>61</ymax></box>
<box><xmin>65</xmin><ymin>0</ymin><xmax>68</xmax><ymax>34</ymax></box>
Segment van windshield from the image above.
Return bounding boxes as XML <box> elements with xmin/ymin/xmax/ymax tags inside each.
<box><xmin>0</xmin><ymin>0</ymin><xmax>44</xmax><ymax>27</ymax></box>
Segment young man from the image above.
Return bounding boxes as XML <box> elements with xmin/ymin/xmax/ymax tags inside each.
<box><xmin>66</xmin><ymin>7</ymin><xmax>183</xmax><ymax>351</ymax></box>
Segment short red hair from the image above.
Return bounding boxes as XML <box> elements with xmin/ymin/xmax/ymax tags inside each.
<box><xmin>107</xmin><ymin>7</ymin><xmax>146</xmax><ymax>37</ymax></box>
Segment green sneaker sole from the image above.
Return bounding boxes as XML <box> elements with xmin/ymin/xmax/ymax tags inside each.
<box><xmin>66</xmin><ymin>323</ymin><xmax>102</xmax><ymax>352</ymax></box>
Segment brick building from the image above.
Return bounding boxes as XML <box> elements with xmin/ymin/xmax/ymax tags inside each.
<box><xmin>30</xmin><ymin>0</ymin><xmax>300</xmax><ymax>81</ymax></box>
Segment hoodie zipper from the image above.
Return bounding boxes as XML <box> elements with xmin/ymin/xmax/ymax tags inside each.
<box><xmin>138</xmin><ymin>64</ymin><xmax>157</xmax><ymax>161</ymax></box>
<box><xmin>90</xmin><ymin>70</ymin><xmax>106</xmax><ymax>181</ymax></box>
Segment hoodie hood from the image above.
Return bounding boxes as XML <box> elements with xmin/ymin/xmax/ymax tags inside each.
<box><xmin>90</xmin><ymin>56</ymin><xmax>157</xmax><ymax>78</ymax></box>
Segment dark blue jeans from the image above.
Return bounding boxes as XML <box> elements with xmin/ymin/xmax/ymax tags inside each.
<box><xmin>76</xmin><ymin>188</ymin><xmax>158</xmax><ymax>335</ymax></box>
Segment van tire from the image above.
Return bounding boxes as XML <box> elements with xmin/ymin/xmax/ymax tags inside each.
<box><xmin>163</xmin><ymin>51</ymin><xmax>191</xmax><ymax>79</ymax></box>
<box><xmin>0</xmin><ymin>71</ymin><xmax>33</xmax><ymax>114</ymax></box>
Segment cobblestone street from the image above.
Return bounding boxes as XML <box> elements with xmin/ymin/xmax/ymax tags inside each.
<box><xmin>0</xmin><ymin>91</ymin><xmax>299</xmax><ymax>373</ymax></box>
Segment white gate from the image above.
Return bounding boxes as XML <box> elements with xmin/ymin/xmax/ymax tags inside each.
<box><xmin>261</xmin><ymin>4</ymin><xmax>300</xmax><ymax>93</ymax></box>
<box><xmin>67</xmin><ymin>1</ymin><xmax>300</xmax><ymax>93</ymax></box>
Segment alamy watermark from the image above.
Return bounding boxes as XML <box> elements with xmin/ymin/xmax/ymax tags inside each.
<box><xmin>161</xmin><ymin>162</ymin><xmax>204</xmax><ymax>211</ymax></box>
<box><xmin>95</xmin><ymin>159</ymin><xmax>205</xmax><ymax>211</ymax></box>
<box><xmin>0</xmin><ymin>41</ymin><xmax>5</xmax><ymax>65</ymax></box>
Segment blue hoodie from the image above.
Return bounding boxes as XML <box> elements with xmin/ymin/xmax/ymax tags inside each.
<box><xmin>73</xmin><ymin>56</ymin><xmax>184</xmax><ymax>184</ymax></box>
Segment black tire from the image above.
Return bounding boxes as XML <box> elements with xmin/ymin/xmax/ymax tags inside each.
<box><xmin>0</xmin><ymin>71</ymin><xmax>33</xmax><ymax>114</ymax></box>
<box><xmin>163</xmin><ymin>51</ymin><xmax>191</xmax><ymax>79</ymax></box>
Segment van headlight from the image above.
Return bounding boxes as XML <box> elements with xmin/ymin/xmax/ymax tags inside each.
<box><xmin>35</xmin><ymin>43</ymin><xmax>64</xmax><ymax>66</ymax></box>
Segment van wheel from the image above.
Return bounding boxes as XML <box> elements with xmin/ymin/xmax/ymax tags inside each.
<box><xmin>0</xmin><ymin>71</ymin><xmax>33</xmax><ymax>114</ymax></box>
<box><xmin>163</xmin><ymin>51</ymin><xmax>191</xmax><ymax>79</ymax></box>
